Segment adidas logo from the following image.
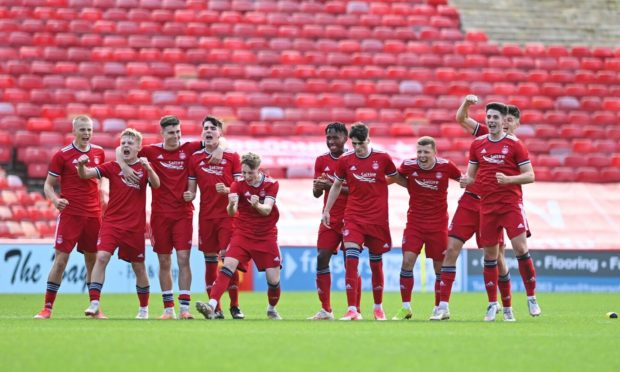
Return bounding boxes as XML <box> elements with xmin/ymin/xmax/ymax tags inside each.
<box><xmin>481</xmin><ymin>149</ymin><xmax>487</xmax><ymax>154</ymax></box>
<box><xmin>373</xmin><ymin>285</ymin><xmax>383</xmax><ymax>290</ymax></box>
<box><xmin>273</xmin><ymin>257</ymin><xmax>280</xmax><ymax>262</ymax></box>
<box><xmin>324</xmin><ymin>166</ymin><xmax>330</xmax><ymax>171</ymax></box>
<box><xmin>412</xmin><ymin>171</ymin><xmax>418</xmax><ymax>176</ymax></box>
<box><xmin>345</xmin><ymin>284</ymin><xmax>352</xmax><ymax>289</ymax></box>
<box><xmin>138</xmin><ymin>253</ymin><xmax>144</xmax><ymax>258</ymax></box>
<box><xmin>350</xmin><ymin>165</ymin><xmax>357</xmax><ymax>171</ymax></box>
<box><xmin>157</xmin><ymin>154</ymin><xmax>164</xmax><ymax>159</ymax></box>
<box><xmin>518</xmin><ymin>223</ymin><xmax>524</xmax><ymax>228</ymax></box>
<box><xmin>485</xmin><ymin>281</ymin><xmax>495</xmax><ymax>287</ymax></box>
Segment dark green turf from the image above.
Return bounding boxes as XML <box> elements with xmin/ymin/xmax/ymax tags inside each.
<box><xmin>1</xmin><ymin>292</ymin><xmax>618</xmax><ymax>371</ymax></box>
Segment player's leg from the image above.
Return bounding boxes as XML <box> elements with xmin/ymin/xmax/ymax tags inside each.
<box><xmin>85</xmin><ymin>251</ymin><xmax>111</xmax><ymax>317</ymax></box>
<box><xmin>132</xmin><ymin>261</ymin><xmax>150</xmax><ymax>319</ymax></box>
<box><xmin>222</xmin><ymin>249</ymin><xmax>244</xmax><ymax>319</ymax></box>
<box><xmin>176</xmin><ymin>249</ymin><xmax>193</xmax><ymax>319</ymax></box>
<box><xmin>392</xmin><ymin>250</ymin><xmax>417</xmax><ymax>320</ymax></box>
<box><xmin>308</xmin><ymin>248</ymin><xmax>335</xmax><ymax>320</ymax></box>
<box><xmin>432</xmin><ymin>258</ymin><xmax>443</xmax><ymax>308</ymax></box>
<box><xmin>340</xmin><ymin>242</ymin><xmax>363</xmax><ymax>320</ymax></box>
<box><xmin>34</xmin><ymin>250</ymin><xmax>70</xmax><ymax>319</ymax></box>
<box><xmin>511</xmin><ymin>232</ymin><xmax>540</xmax><ymax>316</ymax></box>
<box><xmin>196</xmin><ymin>256</ymin><xmax>241</xmax><ymax>320</ymax></box>
<box><xmin>265</xmin><ymin>266</ymin><xmax>282</xmax><ymax>320</ymax></box>
<box><xmin>157</xmin><ymin>253</ymin><xmax>175</xmax><ymax>319</ymax></box>
<box><xmin>365</xmin><ymin>225</ymin><xmax>392</xmax><ymax>321</ymax></box>
<box><xmin>482</xmin><ymin>244</ymin><xmax>500</xmax><ymax>321</ymax></box>
<box><xmin>497</xmin><ymin>243</ymin><xmax>514</xmax><ymax>321</ymax></box>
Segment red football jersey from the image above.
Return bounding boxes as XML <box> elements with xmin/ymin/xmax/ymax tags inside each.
<box><xmin>140</xmin><ymin>141</ymin><xmax>202</xmax><ymax>216</ymax></box>
<box><xmin>230</xmin><ymin>175</ymin><xmax>280</xmax><ymax>239</ymax></box>
<box><xmin>398</xmin><ymin>157</ymin><xmax>461</xmax><ymax>230</ymax></box>
<box><xmin>96</xmin><ymin>161</ymin><xmax>149</xmax><ymax>232</ymax></box>
<box><xmin>334</xmin><ymin>149</ymin><xmax>397</xmax><ymax>225</ymax></box>
<box><xmin>463</xmin><ymin>123</ymin><xmax>489</xmax><ymax>198</ymax></box>
<box><xmin>48</xmin><ymin>143</ymin><xmax>105</xmax><ymax>217</ymax></box>
<box><xmin>469</xmin><ymin>133</ymin><xmax>531</xmax><ymax>212</ymax></box>
<box><xmin>188</xmin><ymin>149</ymin><xmax>241</xmax><ymax>219</ymax></box>
<box><xmin>314</xmin><ymin>151</ymin><xmax>348</xmax><ymax>222</ymax></box>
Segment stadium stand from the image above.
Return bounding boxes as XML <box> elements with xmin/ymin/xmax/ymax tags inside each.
<box><xmin>0</xmin><ymin>0</ymin><xmax>619</xmax><ymax>237</ymax></box>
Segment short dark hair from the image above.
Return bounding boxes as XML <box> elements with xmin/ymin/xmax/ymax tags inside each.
<box><xmin>202</xmin><ymin>115</ymin><xmax>223</xmax><ymax>129</ymax></box>
<box><xmin>417</xmin><ymin>136</ymin><xmax>436</xmax><ymax>150</ymax></box>
<box><xmin>507</xmin><ymin>105</ymin><xmax>520</xmax><ymax>119</ymax></box>
<box><xmin>349</xmin><ymin>122</ymin><xmax>369</xmax><ymax>141</ymax></box>
<box><xmin>325</xmin><ymin>121</ymin><xmax>348</xmax><ymax>136</ymax></box>
<box><xmin>160</xmin><ymin>115</ymin><xmax>180</xmax><ymax>128</ymax></box>
<box><xmin>485</xmin><ymin>102</ymin><xmax>508</xmax><ymax>116</ymax></box>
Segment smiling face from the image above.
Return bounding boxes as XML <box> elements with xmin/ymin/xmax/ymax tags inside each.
<box><xmin>161</xmin><ymin>124</ymin><xmax>181</xmax><ymax>150</ymax></box>
<box><xmin>416</xmin><ymin>143</ymin><xmax>436</xmax><ymax>169</ymax></box>
<box><xmin>120</xmin><ymin>135</ymin><xmax>141</xmax><ymax>163</ymax></box>
<box><xmin>72</xmin><ymin>119</ymin><xmax>93</xmax><ymax>150</ymax></box>
<box><xmin>504</xmin><ymin>114</ymin><xmax>520</xmax><ymax>135</ymax></box>
<box><xmin>325</xmin><ymin>128</ymin><xmax>347</xmax><ymax>156</ymax></box>
<box><xmin>201</xmin><ymin>120</ymin><xmax>221</xmax><ymax>151</ymax></box>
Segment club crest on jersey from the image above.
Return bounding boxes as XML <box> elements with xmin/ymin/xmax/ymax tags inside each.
<box><xmin>501</xmin><ymin>146</ymin><xmax>509</xmax><ymax>155</ymax></box>
<box><xmin>259</xmin><ymin>190</ymin><xmax>266</xmax><ymax>197</ymax></box>
<box><xmin>93</xmin><ymin>157</ymin><xmax>101</xmax><ymax>165</ymax></box>
<box><xmin>56</xmin><ymin>235</ymin><xmax>63</xmax><ymax>244</ymax></box>
<box><xmin>343</xmin><ymin>229</ymin><xmax>349</xmax><ymax>236</ymax></box>
<box><xmin>436</xmin><ymin>172</ymin><xmax>443</xmax><ymax>179</ymax></box>
<box><xmin>179</xmin><ymin>152</ymin><xmax>186</xmax><ymax>160</ymax></box>
<box><xmin>372</xmin><ymin>161</ymin><xmax>379</xmax><ymax>170</ymax></box>
<box><xmin>220</xmin><ymin>159</ymin><xmax>227</xmax><ymax>165</ymax></box>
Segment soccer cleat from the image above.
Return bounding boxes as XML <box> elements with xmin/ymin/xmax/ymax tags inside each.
<box><xmin>267</xmin><ymin>309</ymin><xmax>282</xmax><ymax>320</ymax></box>
<box><xmin>230</xmin><ymin>306</ymin><xmax>245</xmax><ymax>320</ymax></box>
<box><xmin>84</xmin><ymin>303</ymin><xmax>100</xmax><ymax>317</ymax></box>
<box><xmin>179</xmin><ymin>311</ymin><xmax>194</xmax><ymax>320</ymax></box>
<box><xmin>135</xmin><ymin>308</ymin><xmax>149</xmax><ymax>320</ymax></box>
<box><xmin>484</xmin><ymin>303</ymin><xmax>499</xmax><ymax>322</ymax></box>
<box><xmin>339</xmin><ymin>310</ymin><xmax>362</xmax><ymax>321</ymax></box>
<box><xmin>158</xmin><ymin>309</ymin><xmax>177</xmax><ymax>320</ymax></box>
<box><xmin>496</xmin><ymin>303</ymin><xmax>503</xmax><ymax>314</ymax></box>
<box><xmin>195</xmin><ymin>301</ymin><xmax>216</xmax><ymax>320</ymax></box>
<box><xmin>503</xmin><ymin>307</ymin><xmax>516</xmax><ymax>322</ymax></box>
<box><xmin>307</xmin><ymin>309</ymin><xmax>334</xmax><ymax>320</ymax></box>
<box><xmin>34</xmin><ymin>308</ymin><xmax>52</xmax><ymax>319</ymax></box>
<box><xmin>373</xmin><ymin>308</ymin><xmax>387</xmax><ymax>321</ymax></box>
<box><xmin>94</xmin><ymin>309</ymin><xmax>108</xmax><ymax>319</ymax></box>
<box><xmin>391</xmin><ymin>307</ymin><xmax>413</xmax><ymax>320</ymax></box>
<box><xmin>429</xmin><ymin>306</ymin><xmax>450</xmax><ymax>321</ymax></box>
<box><xmin>528</xmin><ymin>297</ymin><xmax>542</xmax><ymax>317</ymax></box>
<box><xmin>214</xmin><ymin>310</ymin><xmax>225</xmax><ymax>319</ymax></box>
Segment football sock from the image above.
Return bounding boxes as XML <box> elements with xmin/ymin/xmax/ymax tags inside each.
<box><xmin>136</xmin><ymin>285</ymin><xmax>150</xmax><ymax>307</ymax></box>
<box><xmin>316</xmin><ymin>267</ymin><xmax>332</xmax><ymax>313</ymax></box>
<box><xmin>369</xmin><ymin>253</ymin><xmax>384</xmax><ymax>305</ymax></box>
<box><xmin>178</xmin><ymin>290</ymin><xmax>191</xmax><ymax>312</ymax></box>
<box><xmin>344</xmin><ymin>248</ymin><xmax>360</xmax><ymax>308</ymax></box>
<box><xmin>209</xmin><ymin>267</ymin><xmax>234</xmax><ymax>305</ymax></box>
<box><xmin>44</xmin><ymin>281</ymin><xmax>60</xmax><ymax>309</ymax></box>
<box><xmin>267</xmin><ymin>282</ymin><xmax>281</xmax><ymax>307</ymax></box>
<box><xmin>439</xmin><ymin>266</ymin><xmax>457</xmax><ymax>302</ymax></box>
<box><xmin>89</xmin><ymin>282</ymin><xmax>103</xmax><ymax>302</ymax></box>
<box><xmin>517</xmin><ymin>253</ymin><xmax>537</xmax><ymax>296</ymax></box>
<box><xmin>498</xmin><ymin>273</ymin><xmax>512</xmax><ymax>308</ymax></box>
<box><xmin>483</xmin><ymin>260</ymin><xmax>499</xmax><ymax>303</ymax></box>
<box><xmin>228</xmin><ymin>270</ymin><xmax>240</xmax><ymax>308</ymax></box>
<box><xmin>434</xmin><ymin>272</ymin><xmax>441</xmax><ymax>306</ymax></box>
<box><xmin>399</xmin><ymin>269</ymin><xmax>414</xmax><ymax>303</ymax></box>
<box><xmin>162</xmin><ymin>290</ymin><xmax>174</xmax><ymax>309</ymax></box>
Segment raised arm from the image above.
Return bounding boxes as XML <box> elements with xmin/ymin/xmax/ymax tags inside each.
<box><xmin>456</xmin><ymin>95</ymin><xmax>480</xmax><ymax>135</ymax></box>
<box><xmin>77</xmin><ymin>154</ymin><xmax>99</xmax><ymax>180</ymax></box>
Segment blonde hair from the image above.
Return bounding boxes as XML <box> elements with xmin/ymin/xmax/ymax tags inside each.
<box><xmin>120</xmin><ymin>128</ymin><xmax>143</xmax><ymax>146</ymax></box>
<box><xmin>241</xmin><ymin>152</ymin><xmax>261</xmax><ymax>169</ymax></box>
<box><xmin>72</xmin><ymin>115</ymin><xmax>93</xmax><ymax>130</ymax></box>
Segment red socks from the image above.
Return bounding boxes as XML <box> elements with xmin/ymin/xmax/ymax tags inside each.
<box><xmin>399</xmin><ymin>270</ymin><xmax>413</xmax><ymax>303</ymax></box>
<box><xmin>316</xmin><ymin>268</ymin><xmax>332</xmax><ymax>312</ymax></box>
<box><xmin>439</xmin><ymin>267</ymin><xmax>457</xmax><ymax>303</ymax></box>
<box><xmin>369</xmin><ymin>253</ymin><xmax>384</xmax><ymax>305</ymax></box>
<box><xmin>268</xmin><ymin>282</ymin><xmax>281</xmax><ymax>307</ymax></box>
<box><xmin>517</xmin><ymin>253</ymin><xmax>537</xmax><ymax>296</ymax></box>
<box><xmin>483</xmin><ymin>260</ymin><xmax>498</xmax><ymax>303</ymax></box>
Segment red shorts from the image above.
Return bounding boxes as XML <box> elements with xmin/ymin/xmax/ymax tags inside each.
<box><xmin>226</xmin><ymin>234</ymin><xmax>281</xmax><ymax>272</ymax></box>
<box><xmin>316</xmin><ymin>220</ymin><xmax>344</xmax><ymax>252</ymax></box>
<box><xmin>97</xmin><ymin>225</ymin><xmax>146</xmax><ymax>263</ymax></box>
<box><xmin>54</xmin><ymin>214</ymin><xmax>101</xmax><ymax>254</ymax></box>
<box><xmin>479</xmin><ymin>203</ymin><xmax>530</xmax><ymax>248</ymax></box>
<box><xmin>449</xmin><ymin>193</ymin><xmax>505</xmax><ymax>248</ymax></box>
<box><xmin>149</xmin><ymin>213</ymin><xmax>193</xmax><ymax>254</ymax></box>
<box><xmin>342</xmin><ymin>220</ymin><xmax>391</xmax><ymax>254</ymax></box>
<box><xmin>199</xmin><ymin>218</ymin><xmax>233</xmax><ymax>254</ymax></box>
<box><xmin>402</xmin><ymin>226</ymin><xmax>447</xmax><ymax>261</ymax></box>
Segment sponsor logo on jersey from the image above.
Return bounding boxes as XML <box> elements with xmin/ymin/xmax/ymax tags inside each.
<box><xmin>200</xmin><ymin>166</ymin><xmax>223</xmax><ymax>176</ymax></box>
<box><xmin>414</xmin><ymin>178</ymin><xmax>439</xmax><ymax>190</ymax></box>
<box><xmin>482</xmin><ymin>155</ymin><xmax>505</xmax><ymax>165</ymax></box>
<box><xmin>159</xmin><ymin>160</ymin><xmax>185</xmax><ymax>170</ymax></box>
<box><xmin>352</xmin><ymin>172</ymin><xmax>376</xmax><ymax>183</ymax></box>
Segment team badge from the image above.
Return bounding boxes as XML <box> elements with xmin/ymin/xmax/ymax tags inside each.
<box><xmin>343</xmin><ymin>229</ymin><xmax>349</xmax><ymax>237</ymax></box>
<box><xmin>436</xmin><ymin>172</ymin><xmax>443</xmax><ymax>179</ymax></box>
<box><xmin>94</xmin><ymin>157</ymin><xmax>101</xmax><ymax>165</ymax></box>
<box><xmin>179</xmin><ymin>152</ymin><xmax>186</xmax><ymax>160</ymax></box>
<box><xmin>56</xmin><ymin>236</ymin><xmax>63</xmax><ymax>244</ymax></box>
<box><xmin>372</xmin><ymin>161</ymin><xmax>379</xmax><ymax>170</ymax></box>
<box><xmin>221</xmin><ymin>159</ymin><xmax>227</xmax><ymax>165</ymax></box>
<box><xmin>259</xmin><ymin>190</ymin><xmax>266</xmax><ymax>197</ymax></box>
<box><xmin>501</xmin><ymin>146</ymin><xmax>509</xmax><ymax>155</ymax></box>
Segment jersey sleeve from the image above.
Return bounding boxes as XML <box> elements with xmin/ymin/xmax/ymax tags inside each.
<box><xmin>95</xmin><ymin>161</ymin><xmax>113</xmax><ymax>179</ymax></box>
<box><xmin>265</xmin><ymin>181</ymin><xmax>279</xmax><ymax>202</ymax></box>
<box><xmin>384</xmin><ymin>153</ymin><xmax>398</xmax><ymax>176</ymax></box>
<box><xmin>398</xmin><ymin>160</ymin><xmax>410</xmax><ymax>178</ymax></box>
<box><xmin>514</xmin><ymin>140</ymin><xmax>531</xmax><ymax>167</ymax></box>
<box><xmin>468</xmin><ymin>141</ymin><xmax>480</xmax><ymax>165</ymax></box>
<box><xmin>48</xmin><ymin>150</ymin><xmax>63</xmax><ymax>177</ymax></box>
<box><xmin>334</xmin><ymin>156</ymin><xmax>346</xmax><ymax>181</ymax></box>
<box><xmin>186</xmin><ymin>141</ymin><xmax>204</xmax><ymax>153</ymax></box>
<box><xmin>448</xmin><ymin>161</ymin><xmax>462</xmax><ymax>180</ymax></box>
<box><xmin>230</xmin><ymin>181</ymin><xmax>240</xmax><ymax>195</ymax></box>
<box><xmin>473</xmin><ymin>123</ymin><xmax>488</xmax><ymax>136</ymax></box>
<box><xmin>314</xmin><ymin>156</ymin><xmax>323</xmax><ymax>178</ymax></box>
<box><xmin>187</xmin><ymin>155</ymin><xmax>197</xmax><ymax>180</ymax></box>
<box><xmin>231</xmin><ymin>153</ymin><xmax>242</xmax><ymax>178</ymax></box>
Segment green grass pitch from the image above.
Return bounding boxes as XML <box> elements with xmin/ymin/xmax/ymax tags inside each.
<box><xmin>1</xmin><ymin>292</ymin><xmax>618</xmax><ymax>371</ymax></box>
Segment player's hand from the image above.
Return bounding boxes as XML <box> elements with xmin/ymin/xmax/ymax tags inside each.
<box><xmin>54</xmin><ymin>198</ymin><xmax>69</xmax><ymax>211</ymax></box>
<box><xmin>249</xmin><ymin>194</ymin><xmax>260</xmax><ymax>206</ymax></box>
<box><xmin>138</xmin><ymin>157</ymin><xmax>149</xmax><ymax>167</ymax></box>
<box><xmin>464</xmin><ymin>94</ymin><xmax>479</xmax><ymax>105</ymax></box>
<box><xmin>228</xmin><ymin>193</ymin><xmax>239</xmax><ymax>204</ymax></box>
<box><xmin>77</xmin><ymin>154</ymin><xmax>89</xmax><ymax>165</ymax></box>
<box><xmin>215</xmin><ymin>183</ymin><xmax>228</xmax><ymax>194</ymax></box>
<box><xmin>321</xmin><ymin>210</ymin><xmax>331</xmax><ymax>228</ymax></box>
<box><xmin>121</xmin><ymin>165</ymin><xmax>140</xmax><ymax>185</ymax></box>
<box><xmin>183</xmin><ymin>191</ymin><xmax>195</xmax><ymax>202</ymax></box>
<box><xmin>496</xmin><ymin>172</ymin><xmax>510</xmax><ymax>184</ymax></box>
<box><xmin>459</xmin><ymin>175</ymin><xmax>473</xmax><ymax>188</ymax></box>
<box><xmin>209</xmin><ymin>147</ymin><xmax>224</xmax><ymax>164</ymax></box>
